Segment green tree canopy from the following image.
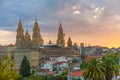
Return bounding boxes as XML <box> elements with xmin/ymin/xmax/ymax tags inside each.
<box><xmin>102</xmin><ymin>53</ymin><xmax>120</xmax><ymax>80</ymax></box>
<box><xmin>20</xmin><ymin>56</ymin><xmax>31</xmax><ymax>77</ymax></box>
<box><xmin>23</xmin><ymin>75</ymin><xmax>42</xmax><ymax>80</ymax></box>
<box><xmin>80</xmin><ymin>58</ymin><xmax>105</xmax><ymax>80</ymax></box>
<box><xmin>72</xmin><ymin>58</ymin><xmax>78</xmax><ymax>63</ymax></box>
<box><xmin>81</xmin><ymin>53</ymin><xmax>120</xmax><ymax>80</ymax></box>
<box><xmin>0</xmin><ymin>55</ymin><xmax>19</xmax><ymax>80</ymax></box>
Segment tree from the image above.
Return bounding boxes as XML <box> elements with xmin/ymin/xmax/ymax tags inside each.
<box><xmin>81</xmin><ymin>53</ymin><xmax>120</xmax><ymax>80</ymax></box>
<box><xmin>102</xmin><ymin>53</ymin><xmax>120</xmax><ymax>80</ymax></box>
<box><xmin>20</xmin><ymin>56</ymin><xmax>31</xmax><ymax>77</ymax></box>
<box><xmin>72</xmin><ymin>58</ymin><xmax>78</xmax><ymax>63</ymax></box>
<box><xmin>23</xmin><ymin>75</ymin><xmax>42</xmax><ymax>80</ymax></box>
<box><xmin>72</xmin><ymin>78</ymin><xmax>82</xmax><ymax>80</ymax></box>
<box><xmin>54</xmin><ymin>71</ymin><xmax>68</xmax><ymax>80</ymax></box>
<box><xmin>0</xmin><ymin>55</ymin><xmax>19</xmax><ymax>80</ymax></box>
<box><xmin>80</xmin><ymin>58</ymin><xmax>105</xmax><ymax>80</ymax></box>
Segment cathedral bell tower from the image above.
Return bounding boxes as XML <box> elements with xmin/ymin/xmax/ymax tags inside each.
<box><xmin>56</xmin><ymin>23</ymin><xmax>65</xmax><ymax>47</ymax></box>
<box><xmin>32</xmin><ymin>18</ymin><xmax>44</xmax><ymax>49</ymax></box>
<box><xmin>67</xmin><ymin>37</ymin><xmax>72</xmax><ymax>48</ymax></box>
<box><xmin>16</xmin><ymin>19</ymin><xmax>24</xmax><ymax>48</ymax></box>
<box><xmin>24</xmin><ymin>30</ymin><xmax>31</xmax><ymax>49</ymax></box>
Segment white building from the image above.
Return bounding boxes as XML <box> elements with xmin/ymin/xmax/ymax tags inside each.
<box><xmin>40</xmin><ymin>61</ymin><xmax>54</xmax><ymax>71</ymax></box>
<box><xmin>53</xmin><ymin>61</ymin><xmax>68</xmax><ymax>71</ymax></box>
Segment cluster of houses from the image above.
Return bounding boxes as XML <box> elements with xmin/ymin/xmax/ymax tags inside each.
<box><xmin>1</xmin><ymin>44</ymin><xmax>120</xmax><ymax>80</ymax></box>
<box><xmin>31</xmin><ymin>56</ymin><xmax>83</xmax><ymax>80</ymax></box>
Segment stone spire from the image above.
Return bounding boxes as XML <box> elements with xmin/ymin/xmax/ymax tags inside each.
<box><xmin>67</xmin><ymin>37</ymin><xmax>72</xmax><ymax>48</ymax></box>
<box><xmin>24</xmin><ymin>30</ymin><xmax>31</xmax><ymax>49</ymax></box>
<box><xmin>32</xmin><ymin>18</ymin><xmax>44</xmax><ymax>49</ymax></box>
<box><xmin>56</xmin><ymin>22</ymin><xmax>65</xmax><ymax>47</ymax></box>
<box><xmin>17</xmin><ymin>19</ymin><xmax>24</xmax><ymax>35</ymax></box>
<box><xmin>33</xmin><ymin>18</ymin><xmax>40</xmax><ymax>31</ymax></box>
<box><xmin>16</xmin><ymin>19</ymin><xmax>24</xmax><ymax>48</ymax></box>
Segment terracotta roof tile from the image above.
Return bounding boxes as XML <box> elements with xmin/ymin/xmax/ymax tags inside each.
<box><xmin>69</xmin><ymin>71</ymin><xmax>83</xmax><ymax>77</ymax></box>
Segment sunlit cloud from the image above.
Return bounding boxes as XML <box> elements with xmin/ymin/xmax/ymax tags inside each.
<box><xmin>93</xmin><ymin>15</ymin><xmax>97</xmax><ymax>19</ymax></box>
<box><xmin>0</xmin><ymin>0</ymin><xmax>120</xmax><ymax>47</ymax></box>
<box><xmin>72</xmin><ymin>5</ymin><xmax>81</xmax><ymax>14</ymax></box>
<box><xmin>113</xmin><ymin>14</ymin><xmax>120</xmax><ymax>20</ymax></box>
<box><xmin>72</xmin><ymin>6</ymin><xmax>77</xmax><ymax>10</ymax></box>
<box><xmin>93</xmin><ymin>7</ymin><xmax>105</xmax><ymax>20</ymax></box>
<box><xmin>0</xmin><ymin>30</ymin><xmax>16</xmax><ymax>45</ymax></box>
<box><xmin>73</xmin><ymin>10</ymin><xmax>80</xmax><ymax>14</ymax></box>
<box><xmin>94</xmin><ymin>7</ymin><xmax>99</xmax><ymax>12</ymax></box>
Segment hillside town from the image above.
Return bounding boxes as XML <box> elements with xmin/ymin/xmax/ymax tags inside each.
<box><xmin>0</xmin><ymin>19</ymin><xmax>120</xmax><ymax>80</ymax></box>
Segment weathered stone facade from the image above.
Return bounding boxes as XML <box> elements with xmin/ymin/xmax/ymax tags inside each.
<box><xmin>56</xmin><ymin>23</ymin><xmax>65</xmax><ymax>47</ymax></box>
<box><xmin>14</xmin><ymin>19</ymin><xmax>43</xmax><ymax>69</ymax></box>
<box><xmin>6</xmin><ymin>20</ymin><xmax>79</xmax><ymax>70</ymax></box>
<box><xmin>16</xmin><ymin>19</ymin><xmax>43</xmax><ymax>49</ymax></box>
<box><xmin>67</xmin><ymin>37</ymin><xmax>72</xmax><ymax>48</ymax></box>
<box><xmin>16</xmin><ymin>19</ymin><xmax>24</xmax><ymax>49</ymax></box>
<box><xmin>32</xmin><ymin>19</ymin><xmax>43</xmax><ymax>49</ymax></box>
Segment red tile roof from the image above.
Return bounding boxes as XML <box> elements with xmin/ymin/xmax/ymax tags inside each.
<box><xmin>69</xmin><ymin>71</ymin><xmax>83</xmax><ymax>77</ymax></box>
<box><xmin>36</xmin><ymin>69</ymin><xmax>49</xmax><ymax>72</ymax></box>
<box><xmin>53</xmin><ymin>61</ymin><xmax>67</xmax><ymax>65</ymax></box>
<box><xmin>85</xmin><ymin>55</ymin><xmax>101</xmax><ymax>62</ymax></box>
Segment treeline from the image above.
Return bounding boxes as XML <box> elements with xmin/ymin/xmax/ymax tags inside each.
<box><xmin>80</xmin><ymin>53</ymin><xmax>120</xmax><ymax>80</ymax></box>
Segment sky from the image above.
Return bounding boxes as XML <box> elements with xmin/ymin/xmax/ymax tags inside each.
<box><xmin>0</xmin><ymin>0</ymin><xmax>120</xmax><ymax>48</ymax></box>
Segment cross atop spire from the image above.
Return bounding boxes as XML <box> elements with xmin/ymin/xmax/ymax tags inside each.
<box><xmin>60</xmin><ymin>21</ymin><xmax>62</xmax><ymax>27</ymax></box>
<box><xmin>17</xmin><ymin>18</ymin><xmax>24</xmax><ymax>32</ymax></box>
<box><xmin>33</xmin><ymin>17</ymin><xmax>39</xmax><ymax>31</ymax></box>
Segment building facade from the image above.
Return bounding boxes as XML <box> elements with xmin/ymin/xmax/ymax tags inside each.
<box><xmin>16</xmin><ymin>19</ymin><xmax>43</xmax><ymax>49</ymax></box>
<box><xmin>56</xmin><ymin>23</ymin><xmax>65</xmax><ymax>48</ymax></box>
<box><xmin>0</xmin><ymin>19</ymin><xmax>80</xmax><ymax>70</ymax></box>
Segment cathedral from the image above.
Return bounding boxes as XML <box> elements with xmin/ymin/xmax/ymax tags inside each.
<box><xmin>13</xmin><ymin>18</ymin><xmax>79</xmax><ymax>69</ymax></box>
<box><xmin>16</xmin><ymin>19</ymin><xmax>43</xmax><ymax>49</ymax></box>
<box><xmin>16</xmin><ymin>19</ymin><xmax>66</xmax><ymax>49</ymax></box>
<box><xmin>0</xmin><ymin>18</ymin><xmax>79</xmax><ymax>70</ymax></box>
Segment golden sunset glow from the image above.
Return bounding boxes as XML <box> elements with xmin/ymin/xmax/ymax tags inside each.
<box><xmin>0</xmin><ymin>0</ymin><xmax>120</xmax><ymax>48</ymax></box>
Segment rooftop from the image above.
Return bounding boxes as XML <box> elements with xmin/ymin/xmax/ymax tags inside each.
<box><xmin>69</xmin><ymin>71</ymin><xmax>83</xmax><ymax>77</ymax></box>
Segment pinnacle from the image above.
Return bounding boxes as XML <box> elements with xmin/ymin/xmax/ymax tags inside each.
<box><xmin>19</xmin><ymin>17</ymin><xmax>22</xmax><ymax>23</ymax></box>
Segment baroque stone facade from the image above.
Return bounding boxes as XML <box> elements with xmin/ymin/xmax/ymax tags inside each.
<box><xmin>6</xmin><ymin>47</ymin><xmax>39</xmax><ymax>69</ymax></box>
<box><xmin>8</xmin><ymin>19</ymin><xmax>79</xmax><ymax>69</ymax></box>
<box><xmin>16</xmin><ymin>19</ymin><xmax>43</xmax><ymax>49</ymax></box>
<box><xmin>67</xmin><ymin>37</ymin><xmax>72</xmax><ymax>48</ymax></box>
<box><xmin>14</xmin><ymin>19</ymin><xmax>44</xmax><ymax>69</ymax></box>
<box><xmin>56</xmin><ymin>23</ymin><xmax>65</xmax><ymax>47</ymax></box>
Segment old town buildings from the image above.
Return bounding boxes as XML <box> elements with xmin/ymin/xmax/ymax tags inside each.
<box><xmin>1</xmin><ymin>19</ymin><xmax>79</xmax><ymax>70</ymax></box>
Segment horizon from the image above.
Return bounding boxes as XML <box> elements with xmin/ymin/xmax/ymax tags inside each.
<box><xmin>0</xmin><ymin>0</ymin><xmax>120</xmax><ymax>48</ymax></box>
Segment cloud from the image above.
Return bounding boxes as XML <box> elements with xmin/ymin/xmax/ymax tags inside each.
<box><xmin>73</xmin><ymin>10</ymin><xmax>80</xmax><ymax>14</ymax></box>
<box><xmin>0</xmin><ymin>30</ymin><xmax>16</xmax><ymax>45</ymax></box>
<box><xmin>72</xmin><ymin>6</ymin><xmax>77</xmax><ymax>10</ymax></box>
<box><xmin>93</xmin><ymin>7</ymin><xmax>104</xmax><ymax>19</ymax></box>
<box><xmin>0</xmin><ymin>0</ymin><xmax>120</xmax><ymax>47</ymax></box>
<box><xmin>94</xmin><ymin>7</ymin><xmax>99</xmax><ymax>12</ymax></box>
